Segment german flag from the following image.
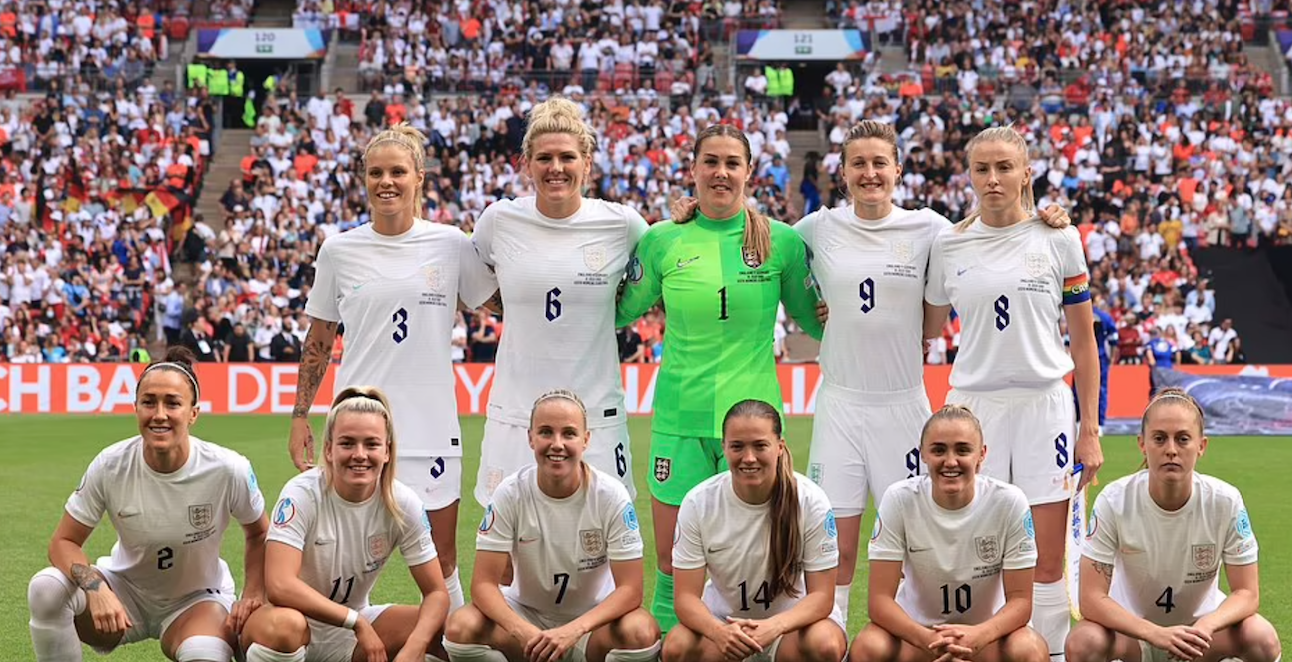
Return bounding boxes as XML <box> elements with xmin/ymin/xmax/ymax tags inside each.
<box><xmin>144</xmin><ymin>188</ymin><xmax>181</xmax><ymax>219</ymax></box>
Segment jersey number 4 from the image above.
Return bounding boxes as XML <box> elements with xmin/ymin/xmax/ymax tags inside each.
<box><xmin>1156</xmin><ymin>586</ymin><xmax>1176</xmax><ymax>613</ymax></box>
<box><xmin>738</xmin><ymin>580</ymin><xmax>773</xmax><ymax>611</ymax></box>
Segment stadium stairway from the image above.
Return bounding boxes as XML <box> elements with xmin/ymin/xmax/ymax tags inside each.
<box><xmin>1192</xmin><ymin>246</ymin><xmax>1292</xmax><ymax>363</ymax></box>
<box><xmin>194</xmin><ymin>129</ymin><xmax>254</xmax><ymax>232</ymax></box>
<box><xmin>787</xmin><ymin>129</ymin><xmax>825</xmax><ymax>218</ymax></box>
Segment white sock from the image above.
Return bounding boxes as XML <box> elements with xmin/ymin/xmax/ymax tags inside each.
<box><xmin>28</xmin><ymin>568</ymin><xmax>87</xmax><ymax>662</ymax></box>
<box><xmin>834</xmin><ymin>584</ymin><xmax>851</xmax><ymax>621</ymax></box>
<box><xmin>246</xmin><ymin>643</ymin><xmax>306</xmax><ymax>661</ymax></box>
<box><xmin>445</xmin><ymin>568</ymin><xmax>465</xmax><ymax>611</ymax></box>
<box><xmin>606</xmin><ymin>641</ymin><xmax>663</xmax><ymax>661</ymax></box>
<box><xmin>1033</xmin><ymin>580</ymin><xmax>1070</xmax><ymax>662</ymax></box>
<box><xmin>443</xmin><ymin>639</ymin><xmax>508</xmax><ymax>662</ymax></box>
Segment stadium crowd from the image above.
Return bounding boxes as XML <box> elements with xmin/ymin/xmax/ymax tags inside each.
<box><xmin>4</xmin><ymin>0</ymin><xmax>1291</xmax><ymax>368</ymax></box>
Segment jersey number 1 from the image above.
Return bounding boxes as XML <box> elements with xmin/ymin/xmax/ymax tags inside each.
<box><xmin>718</xmin><ymin>287</ymin><xmax>729</xmax><ymax>321</ymax></box>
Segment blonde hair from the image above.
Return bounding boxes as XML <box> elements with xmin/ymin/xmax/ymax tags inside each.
<box><xmin>722</xmin><ymin>400</ymin><xmax>800</xmax><ymax>601</ymax></box>
<box><xmin>363</xmin><ymin>123</ymin><xmax>428</xmax><ymax>217</ymax></box>
<box><xmin>842</xmin><ymin>120</ymin><xmax>900</xmax><ymax>163</ymax></box>
<box><xmin>323</xmin><ymin>386</ymin><xmax>405</xmax><ymax>531</ymax></box>
<box><xmin>693</xmin><ymin>124</ymin><xmax>772</xmax><ymax>266</ymax></box>
<box><xmin>529</xmin><ymin>388</ymin><xmax>593</xmax><ymax>487</ymax></box>
<box><xmin>955</xmin><ymin>126</ymin><xmax>1036</xmax><ymax>232</ymax></box>
<box><xmin>1141</xmin><ymin>387</ymin><xmax>1205</xmax><ymax>436</ymax></box>
<box><xmin>522</xmin><ymin>96</ymin><xmax>598</xmax><ymax>162</ymax></box>
<box><xmin>919</xmin><ymin>404</ymin><xmax>985</xmax><ymax>448</ymax></box>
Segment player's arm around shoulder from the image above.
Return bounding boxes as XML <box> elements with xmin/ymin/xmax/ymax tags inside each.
<box><xmin>773</xmin><ymin>220</ymin><xmax>824</xmax><ymax>340</ymax></box>
<box><xmin>615</xmin><ymin>220</ymin><xmax>675</xmax><ymax>327</ymax></box>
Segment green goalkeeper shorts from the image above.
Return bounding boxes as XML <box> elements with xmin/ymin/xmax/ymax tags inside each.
<box><xmin>648</xmin><ymin>432</ymin><xmax>727</xmax><ymax>506</ymax></box>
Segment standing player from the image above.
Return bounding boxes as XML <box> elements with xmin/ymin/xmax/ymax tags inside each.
<box><xmin>289</xmin><ymin>124</ymin><xmax>498</xmax><ymax>610</ymax></box>
<box><xmin>616</xmin><ymin>124</ymin><xmax>824</xmax><ymax>631</ymax></box>
<box><xmin>1066</xmin><ymin>389</ymin><xmax>1281</xmax><ymax>662</ymax></box>
<box><xmin>28</xmin><ymin>347</ymin><xmax>269</xmax><ymax>662</ymax></box>
<box><xmin>471</xmin><ymin>96</ymin><xmax>647</xmax><ymax>506</ymax></box>
<box><xmin>445</xmin><ymin>390</ymin><xmax>661</xmax><ymax>662</ymax></box>
<box><xmin>849</xmin><ymin>405</ymin><xmax>1048</xmax><ymax>662</ymax></box>
<box><xmin>662</xmin><ymin>400</ymin><xmax>846</xmax><ymax>662</ymax></box>
<box><xmin>924</xmin><ymin>126</ymin><xmax>1103</xmax><ymax>661</ymax></box>
<box><xmin>241</xmin><ymin>387</ymin><xmax>450</xmax><ymax>662</ymax></box>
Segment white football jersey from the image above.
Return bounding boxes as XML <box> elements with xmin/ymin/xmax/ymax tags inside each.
<box><xmin>796</xmin><ymin>205</ymin><xmax>949</xmax><ymax>393</ymax></box>
<box><xmin>307</xmin><ymin>221</ymin><xmax>496</xmax><ymax>456</ymax></box>
<box><xmin>868</xmin><ymin>475</ymin><xmax>1036</xmax><ymax>626</ymax></box>
<box><xmin>673</xmin><ymin>472</ymin><xmax>839</xmax><ymax>619</ymax></box>
<box><xmin>472</xmin><ymin>197</ymin><xmax>648</xmax><ymax>429</ymax></box>
<box><xmin>925</xmin><ymin>221</ymin><xmax>1089</xmax><ymax>392</ymax></box>
<box><xmin>65</xmin><ymin>436</ymin><xmax>265</xmax><ymax>603</ymax></box>
<box><xmin>476</xmin><ymin>465</ymin><xmax>643</xmax><ymax>619</ymax></box>
<box><xmin>267</xmin><ymin>469</ymin><xmax>437</xmax><ymax>610</ymax></box>
<box><xmin>1085</xmin><ymin>471</ymin><xmax>1258</xmax><ymax>626</ymax></box>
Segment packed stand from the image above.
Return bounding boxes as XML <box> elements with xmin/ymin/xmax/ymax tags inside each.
<box><xmin>0</xmin><ymin>0</ymin><xmax>187</xmax><ymax>94</ymax></box>
<box><xmin>342</xmin><ymin>0</ymin><xmax>779</xmax><ymax>98</ymax></box>
<box><xmin>0</xmin><ymin>83</ymin><xmax>217</xmax><ymax>363</ymax></box>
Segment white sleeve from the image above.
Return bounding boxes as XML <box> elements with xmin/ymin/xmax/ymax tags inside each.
<box><xmin>1223</xmin><ymin>498</ymin><xmax>1259</xmax><ymax>566</ymax></box>
<box><xmin>476</xmin><ymin>481</ymin><xmax>516</xmax><ymax>554</ymax></box>
<box><xmin>266</xmin><ymin>479</ymin><xmax>316</xmax><ymax>551</ymax></box>
<box><xmin>458</xmin><ymin>230</ymin><xmax>498</xmax><ymax>308</ymax></box>
<box><xmin>606</xmin><ymin>494</ymin><xmax>644</xmax><ymax>562</ymax></box>
<box><xmin>472</xmin><ymin>205</ymin><xmax>498</xmax><ymax>268</ymax></box>
<box><xmin>228</xmin><ymin>455</ymin><xmax>266</xmax><ymax>525</ymax></box>
<box><xmin>671</xmin><ymin>493</ymin><xmax>707</xmax><ymax>571</ymax></box>
<box><xmin>1001</xmin><ymin>489</ymin><xmax>1038</xmax><ymax>571</ymax></box>
<box><xmin>304</xmin><ymin>240</ymin><xmax>340</xmax><ymax>322</ymax></box>
<box><xmin>924</xmin><ymin>232</ymin><xmax>951</xmax><ymax>306</ymax></box>
<box><xmin>64</xmin><ymin>453</ymin><xmax>108</xmax><ymax>528</ymax></box>
<box><xmin>1056</xmin><ymin>226</ymin><xmax>1089</xmax><ymax>279</ymax></box>
<box><xmin>626</xmin><ymin>207</ymin><xmax>649</xmax><ymax>248</ymax></box>
<box><xmin>1082</xmin><ymin>489</ymin><xmax>1119</xmax><ymax>565</ymax></box>
<box><xmin>800</xmin><ymin>488</ymin><xmax>839</xmax><ymax>573</ymax></box>
<box><xmin>396</xmin><ymin>486</ymin><xmax>438</xmax><ymax>567</ymax></box>
<box><xmin>867</xmin><ymin>488</ymin><xmax>907</xmax><ymax>563</ymax></box>
<box><xmin>793</xmin><ymin>211</ymin><xmax>818</xmax><ymax>251</ymax></box>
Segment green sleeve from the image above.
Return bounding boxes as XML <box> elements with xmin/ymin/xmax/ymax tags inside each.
<box><xmin>615</xmin><ymin>223</ymin><xmax>666</xmax><ymax>328</ymax></box>
<box><xmin>775</xmin><ymin>222</ymin><xmax>824</xmax><ymax>340</ymax></box>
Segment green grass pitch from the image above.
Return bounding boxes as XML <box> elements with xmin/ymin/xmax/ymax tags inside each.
<box><xmin>2</xmin><ymin>415</ymin><xmax>1288</xmax><ymax>659</ymax></box>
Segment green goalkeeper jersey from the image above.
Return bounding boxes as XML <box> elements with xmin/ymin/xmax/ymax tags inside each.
<box><xmin>616</xmin><ymin>210</ymin><xmax>824</xmax><ymax>438</ymax></box>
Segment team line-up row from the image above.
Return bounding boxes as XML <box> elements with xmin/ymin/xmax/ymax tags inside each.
<box><xmin>27</xmin><ymin>97</ymin><xmax>1281</xmax><ymax>662</ymax></box>
<box><xmin>25</xmin><ymin>363</ymin><xmax>1278</xmax><ymax>662</ymax></box>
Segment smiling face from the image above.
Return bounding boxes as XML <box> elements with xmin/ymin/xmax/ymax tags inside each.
<box><xmin>691</xmin><ymin>134</ymin><xmax>753</xmax><ymax>218</ymax></box>
<box><xmin>135</xmin><ymin>368</ymin><xmax>198</xmax><ymax>453</ymax></box>
<box><xmin>843</xmin><ymin>136</ymin><xmax>901</xmax><ymax>211</ymax></box>
<box><xmin>365</xmin><ymin>143</ymin><xmax>424</xmax><ymax>218</ymax></box>
<box><xmin>1139</xmin><ymin>400</ymin><xmax>1207</xmax><ymax>485</ymax></box>
<box><xmin>921</xmin><ymin>418</ymin><xmax>985</xmax><ymax>500</ymax></box>
<box><xmin>325</xmin><ymin>411</ymin><xmax>390</xmax><ymax>497</ymax></box>
<box><xmin>529</xmin><ymin>398</ymin><xmax>590</xmax><ymax>482</ymax></box>
<box><xmin>968</xmin><ymin>139</ymin><xmax>1031</xmax><ymax>218</ymax></box>
<box><xmin>525</xmin><ymin>132</ymin><xmax>589</xmax><ymax>210</ymax></box>
<box><xmin>723</xmin><ymin>414</ymin><xmax>785</xmax><ymax>495</ymax></box>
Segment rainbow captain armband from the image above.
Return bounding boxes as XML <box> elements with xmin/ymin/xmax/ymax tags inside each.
<box><xmin>1062</xmin><ymin>273</ymin><xmax>1091</xmax><ymax>305</ymax></box>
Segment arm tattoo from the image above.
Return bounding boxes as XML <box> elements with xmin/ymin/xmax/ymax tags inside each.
<box><xmin>293</xmin><ymin>320</ymin><xmax>338</xmax><ymax>419</ymax></box>
<box><xmin>1093</xmin><ymin>561</ymin><xmax>1114</xmax><ymax>581</ymax></box>
<box><xmin>71</xmin><ymin>563</ymin><xmax>106</xmax><ymax>592</ymax></box>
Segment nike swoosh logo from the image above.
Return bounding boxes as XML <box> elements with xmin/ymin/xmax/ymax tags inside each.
<box><xmin>677</xmin><ymin>256</ymin><xmax>700</xmax><ymax>269</ymax></box>
<box><xmin>117</xmin><ymin>511</ymin><xmax>140</xmax><ymax>518</ymax></box>
<box><xmin>519</xmin><ymin>537</ymin><xmax>538</xmax><ymax>543</ymax></box>
<box><xmin>956</xmin><ymin>267</ymin><xmax>971</xmax><ymax>276</ymax></box>
<box><xmin>707</xmin><ymin>547</ymin><xmax>728</xmax><ymax>554</ymax></box>
<box><xmin>908</xmin><ymin>546</ymin><xmax>931</xmax><ymax>553</ymax></box>
<box><xmin>352</xmin><ymin>283</ymin><xmax>364</xmax><ymax>291</ymax></box>
<box><xmin>314</xmin><ymin>540</ymin><xmax>334</xmax><ymax>546</ymax></box>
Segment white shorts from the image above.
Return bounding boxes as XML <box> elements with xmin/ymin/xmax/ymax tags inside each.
<box><xmin>304</xmin><ymin>604</ymin><xmax>392</xmax><ymax>662</ymax></box>
<box><xmin>398</xmin><ymin>454</ymin><xmax>463</xmax><ymax>511</ymax></box>
<box><xmin>93</xmin><ymin>560</ymin><xmax>236</xmax><ymax>654</ymax></box>
<box><xmin>945</xmin><ymin>381</ymin><xmax>1077</xmax><ymax>505</ymax></box>
<box><xmin>505</xmin><ymin>595</ymin><xmax>592</xmax><ymax>662</ymax></box>
<box><xmin>475</xmin><ymin>418</ymin><xmax>637</xmax><ymax>507</ymax></box>
<box><xmin>807</xmin><ymin>383</ymin><xmax>931</xmax><ymax>517</ymax></box>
